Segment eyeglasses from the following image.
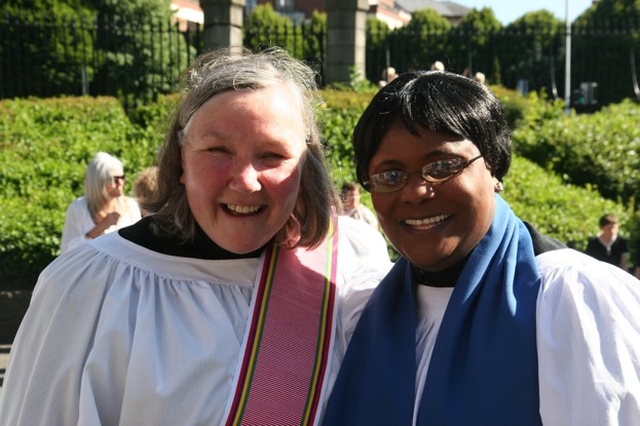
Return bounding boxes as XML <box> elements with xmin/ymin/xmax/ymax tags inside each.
<box><xmin>112</xmin><ymin>175</ymin><xmax>126</xmax><ymax>184</ymax></box>
<box><xmin>365</xmin><ymin>155</ymin><xmax>483</xmax><ymax>193</ymax></box>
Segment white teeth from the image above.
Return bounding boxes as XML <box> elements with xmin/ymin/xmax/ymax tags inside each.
<box><xmin>226</xmin><ymin>204</ymin><xmax>261</xmax><ymax>214</ymax></box>
<box><xmin>404</xmin><ymin>214</ymin><xmax>450</xmax><ymax>226</ymax></box>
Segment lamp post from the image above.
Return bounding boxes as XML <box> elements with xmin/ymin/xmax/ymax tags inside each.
<box><xmin>564</xmin><ymin>0</ymin><xmax>572</xmax><ymax>115</ymax></box>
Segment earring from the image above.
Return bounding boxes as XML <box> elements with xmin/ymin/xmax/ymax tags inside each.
<box><xmin>495</xmin><ymin>181</ymin><xmax>504</xmax><ymax>193</ymax></box>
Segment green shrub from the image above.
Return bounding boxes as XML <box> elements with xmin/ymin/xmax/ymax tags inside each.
<box><xmin>513</xmin><ymin>99</ymin><xmax>640</xmax><ymax>208</ymax></box>
<box><xmin>319</xmin><ymin>89</ymin><xmax>377</xmax><ymax>207</ymax></box>
<box><xmin>0</xmin><ymin>92</ymin><xmax>634</xmax><ymax>290</ymax></box>
<box><xmin>504</xmin><ymin>156</ymin><xmax>630</xmax><ymax>251</ymax></box>
<box><xmin>0</xmin><ymin>97</ymin><xmax>161</xmax><ymax>288</ymax></box>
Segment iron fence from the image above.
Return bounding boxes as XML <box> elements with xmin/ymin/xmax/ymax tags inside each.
<box><xmin>367</xmin><ymin>24</ymin><xmax>640</xmax><ymax>109</ymax></box>
<box><xmin>3</xmin><ymin>12</ymin><xmax>640</xmax><ymax>110</ymax></box>
<box><xmin>0</xmin><ymin>12</ymin><xmax>201</xmax><ymax>107</ymax></box>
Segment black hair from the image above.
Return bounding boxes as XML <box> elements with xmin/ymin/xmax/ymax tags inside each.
<box><xmin>353</xmin><ymin>70</ymin><xmax>511</xmax><ymax>190</ymax></box>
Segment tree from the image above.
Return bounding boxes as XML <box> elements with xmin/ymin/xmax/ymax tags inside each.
<box><xmin>394</xmin><ymin>9</ymin><xmax>452</xmax><ymax>73</ymax></box>
<box><xmin>1</xmin><ymin>1</ymin><xmax>94</xmax><ymax>98</ymax></box>
<box><xmin>83</xmin><ymin>0</ymin><xmax>194</xmax><ymax>104</ymax></box>
<box><xmin>365</xmin><ymin>17</ymin><xmax>392</xmax><ymax>83</ymax></box>
<box><xmin>301</xmin><ymin>11</ymin><xmax>327</xmax><ymax>85</ymax></box>
<box><xmin>573</xmin><ymin>0</ymin><xmax>640</xmax><ymax>105</ymax></box>
<box><xmin>244</xmin><ymin>4</ymin><xmax>299</xmax><ymax>57</ymax></box>
<box><xmin>1</xmin><ymin>0</ymin><xmax>195</xmax><ymax>104</ymax></box>
<box><xmin>455</xmin><ymin>8</ymin><xmax>502</xmax><ymax>79</ymax></box>
<box><xmin>499</xmin><ymin>11</ymin><xmax>564</xmax><ymax>97</ymax></box>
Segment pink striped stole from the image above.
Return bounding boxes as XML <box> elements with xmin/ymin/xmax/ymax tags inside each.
<box><xmin>225</xmin><ymin>228</ymin><xmax>339</xmax><ymax>426</ymax></box>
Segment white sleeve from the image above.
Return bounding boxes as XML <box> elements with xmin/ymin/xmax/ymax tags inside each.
<box><xmin>359</xmin><ymin>205</ymin><xmax>379</xmax><ymax>228</ymax></box>
<box><xmin>334</xmin><ymin>216</ymin><xmax>392</xmax><ymax>353</ymax></box>
<box><xmin>536</xmin><ymin>249</ymin><xmax>640</xmax><ymax>426</ymax></box>
<box><xmin>321</xmin><ymin>216</ymin><xmax>392</xmax><ymax>419</ymax></box>
<box><xmin>60</xmin><ymin>198</ymin><xmax>93</xmax><ymax>254</ymax></box>
<box><xmin>0</xmin><ymin>246</ymin><xmax>110</xmax><ymax>425</ymax></box>
<box><xmin>123</xmin><ymin>196</ymin><xmax>142</xmax><ymax>224</ymax></box>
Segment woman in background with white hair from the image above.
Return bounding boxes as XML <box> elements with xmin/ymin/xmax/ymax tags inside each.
<box><xmin>60</xmin><ymin>151</ymin><xmax>141</xmax><ymax>253</ymax></box>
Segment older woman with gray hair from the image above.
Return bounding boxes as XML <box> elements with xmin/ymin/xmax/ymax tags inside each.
<box><xmin>60</xmin><ymin>151</ymin><xmax>141</xmax><ymax>253</ymax></box>
<box><xmin>0</xmin><ymin>47</ymin><xmax>391</xmax><ymax>425</ymax></box>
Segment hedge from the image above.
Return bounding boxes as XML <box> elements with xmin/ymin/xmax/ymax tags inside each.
<box><xmin>0</xmin><ymin>90</ymin><xmax>634</xmax><ymax>290</ymax></box>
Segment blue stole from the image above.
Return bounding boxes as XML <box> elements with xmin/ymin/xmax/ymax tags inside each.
<box><xmin>323</xmin><ymin>196</ymin><xmax>542</xmax><ymax>425</ymax></box>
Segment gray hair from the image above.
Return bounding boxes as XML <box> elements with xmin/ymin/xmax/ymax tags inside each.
<box><xmin>150</xmin><ymin>47</ymin><xmax>337</xmax><ymax>249</ymax></box>
<box><xmin>84</xmin><ymin>152</ymin><xmax>123</xmax><ymax>219</ymax></box>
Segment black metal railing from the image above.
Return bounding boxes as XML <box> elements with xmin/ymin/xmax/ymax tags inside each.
<box><xmin>3</xmin><ymin>11</ymin><xmax>640</xmax><ymax>109</ymax></box>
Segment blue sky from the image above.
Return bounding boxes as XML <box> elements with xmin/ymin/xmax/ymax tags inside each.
<box><xmin>456</xmin><ymin>0</ymin><xmax>595</xmax><ymax>25</ymax></box>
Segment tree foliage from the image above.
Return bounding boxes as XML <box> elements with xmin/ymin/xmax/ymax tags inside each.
<box><xmin>497</xmin><ymin>11</ymin><xmax>564</xmax><ymax>98</ymax></box>
<box><xmin>1</xmin><ymin>0</ymin><xmax>194</xmax><ymax>105</ymax></box>
<box><xmin>365</xmin><ymin>17</ymin><xmax>392</xmax><ymax>82</ymax></box>
<box><xmin>244</xmin><ymin>4</ymin><xmax>300</xmax><ymax>56</ymax></box>
<box><xmin>364</xmin><ymin>1</ymin><xmax>640</xmax><ymax>104</ymax></box>
<box><xmin>301</xmin><ymin>11</ymin><xmax>326</xmax><ymax>64</ymax></box>
<box><xmin>451</xmin><ymin>8</ymin><xmax>502</xmax><ymax>79</ymax></box>
<box><xmin>1</xmin><ymin>1</ymin><xmax>95</xmax><ymax>98</ymax></box>
<box><xmin>394</xmin><ymin>9</ymin><xmax>451</xmax><ymax>72</ymax></box>
<box><xmin>86</xmin><ymin>0</ymin><xmax>192</xmax><ymax>104</ymax></box>
<box><xmin>573</xmin><ymin>0</ymin><xmax>640</xmax><ymax>105</ymax></box>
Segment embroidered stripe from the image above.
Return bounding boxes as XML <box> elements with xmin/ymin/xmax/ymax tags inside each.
<box><xmin>225</xmin><ymin>225</ymin><xmax>338</xmax><ymax>425</ymax></box>
<box><xmin>226</xmin><ymin>247</ymin><xmax>279</xmax><ymax>425</ymax></box>
<box><xmin>302</xmin><ymin>230</ymin><xmax>337</xmax><ymax>423</ymax></box>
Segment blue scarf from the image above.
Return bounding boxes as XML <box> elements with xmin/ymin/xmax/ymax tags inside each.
<box><xmin>323</xmin><ymin>196</ymin><xmax>542</xmax><ymax>425</ymax></box>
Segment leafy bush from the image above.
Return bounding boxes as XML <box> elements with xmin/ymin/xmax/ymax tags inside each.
<box><xmin>503</xmin><ymin>156</ymin><xmax>630</xmax><ymax>251</ymax></box>
<box><xmin>0</xmin><ymin>93</ymin><xmax>634</xmax><ymax>290</ymax></box>
<box><xmin>319</xmin><ymin>89</ymin><xmax>378</xmax><ymax>210</ymax></box>
<box><xmin>513</xmin><ymin>99</ymin><xmax>640</xmax><ymax>207</ymax></box>
<box><xmin>319</xmin><ymin>89</ymin><xmax>375</xmax><ymax>182</ymax></box>
<box><xmin>0</xmin><ymin>97</ymin><xmax>160</xmax><ymax>288</ymax></box>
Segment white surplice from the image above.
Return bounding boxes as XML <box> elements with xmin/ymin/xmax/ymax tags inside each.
<box><xmin>413</xmin><ymin>249</ymin><xmax>640</xmax><ymax>425</ymax></box>
<box><xmin>0</xmin><ymin>216</ymin><xmax>392</xmax><ymax>425</ymax></box>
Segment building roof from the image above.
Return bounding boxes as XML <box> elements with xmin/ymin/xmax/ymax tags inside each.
<box><xmin>395</xmin><ymin>0</ymin><xmax>470</xmax><ymax>18</ymax></box>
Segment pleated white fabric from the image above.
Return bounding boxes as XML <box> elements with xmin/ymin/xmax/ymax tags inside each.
<box><xmin>0</xmin><ymin>216</ymin><xmax>392</xmax><ymax>426</ymax></box>
<box><xmin>411</xmin><ymin>249</ymin><xmax>640</xmax><ymax>425</ymax></box>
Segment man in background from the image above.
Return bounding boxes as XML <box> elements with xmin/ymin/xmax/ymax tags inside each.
<box><xmin>585</xmin><ymin>213</ymin><xmax>630</xmax><ymax>270</ymax></box>
<box><xmin>341</xmin><ymin>182</ymin><xmax>378</xmax><ymax>229</ymax></box>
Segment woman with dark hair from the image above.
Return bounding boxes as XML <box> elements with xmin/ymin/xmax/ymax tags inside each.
<box><xmin>0</xmin><ymin>47</ymin><xmax>391</xmax><ymax>425</ymax></box>
<box><xmin>324</xmin><ymin>71</ymin><xmax>640</xmax><ymax>425</ymax></box>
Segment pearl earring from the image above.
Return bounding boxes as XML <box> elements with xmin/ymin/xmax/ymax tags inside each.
<box><xmin>495</xmin><ymin>181</ymin><xmax>504</xmax><ymax>193</ymax></box>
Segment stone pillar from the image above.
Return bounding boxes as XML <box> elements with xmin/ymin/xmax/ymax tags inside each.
<box><xmin>200</xmin><ymin>0</ymin><xmax>245</xmax><ymax>50</ymax></box>
<box><xmin>325</xmin><ymin>0</ymin><xmax>368</xmax><ymax>85</ymax></box>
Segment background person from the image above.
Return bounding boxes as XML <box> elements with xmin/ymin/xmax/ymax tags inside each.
<box><xmin>378</xmin><ymin>66</ymin><xmax>398</xmax><ymax>87</ymax></box>
<box><xmin>585</xmin><ymin>213</ymin><xmax>630</xmax><ymax>270</ymax></box>
<box><xmin>340</xmin><ymin>181</ymin><xmax>378</xmax><ymax>229</ymax></box>
<box><xmin>0</xmin><ymin>47</ymin><xmax>391</xmax><ymax>425</ymax></box>
<box><xmin>430</xmin><ymin>60</ymin><xmax>444</xmax><ymax>71</ymax></box>
<box><xmin>60</xmin><ymin>151</ymin><xmax>140</xmax><ymax>253</ymax></box>
<box><xmin>324</xmin><ymin>70</ymin><xmax>640</xmax><ymax>425</ymax></box>
<box><xmin>133</xmin><ymin>165</ymin><xmax>160</xmax><ymax>217</ymax></box>
<box><xmin>474</xmin><ymin>71</ymin><xmax>486</xmax><ymax>84</ymax></box>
